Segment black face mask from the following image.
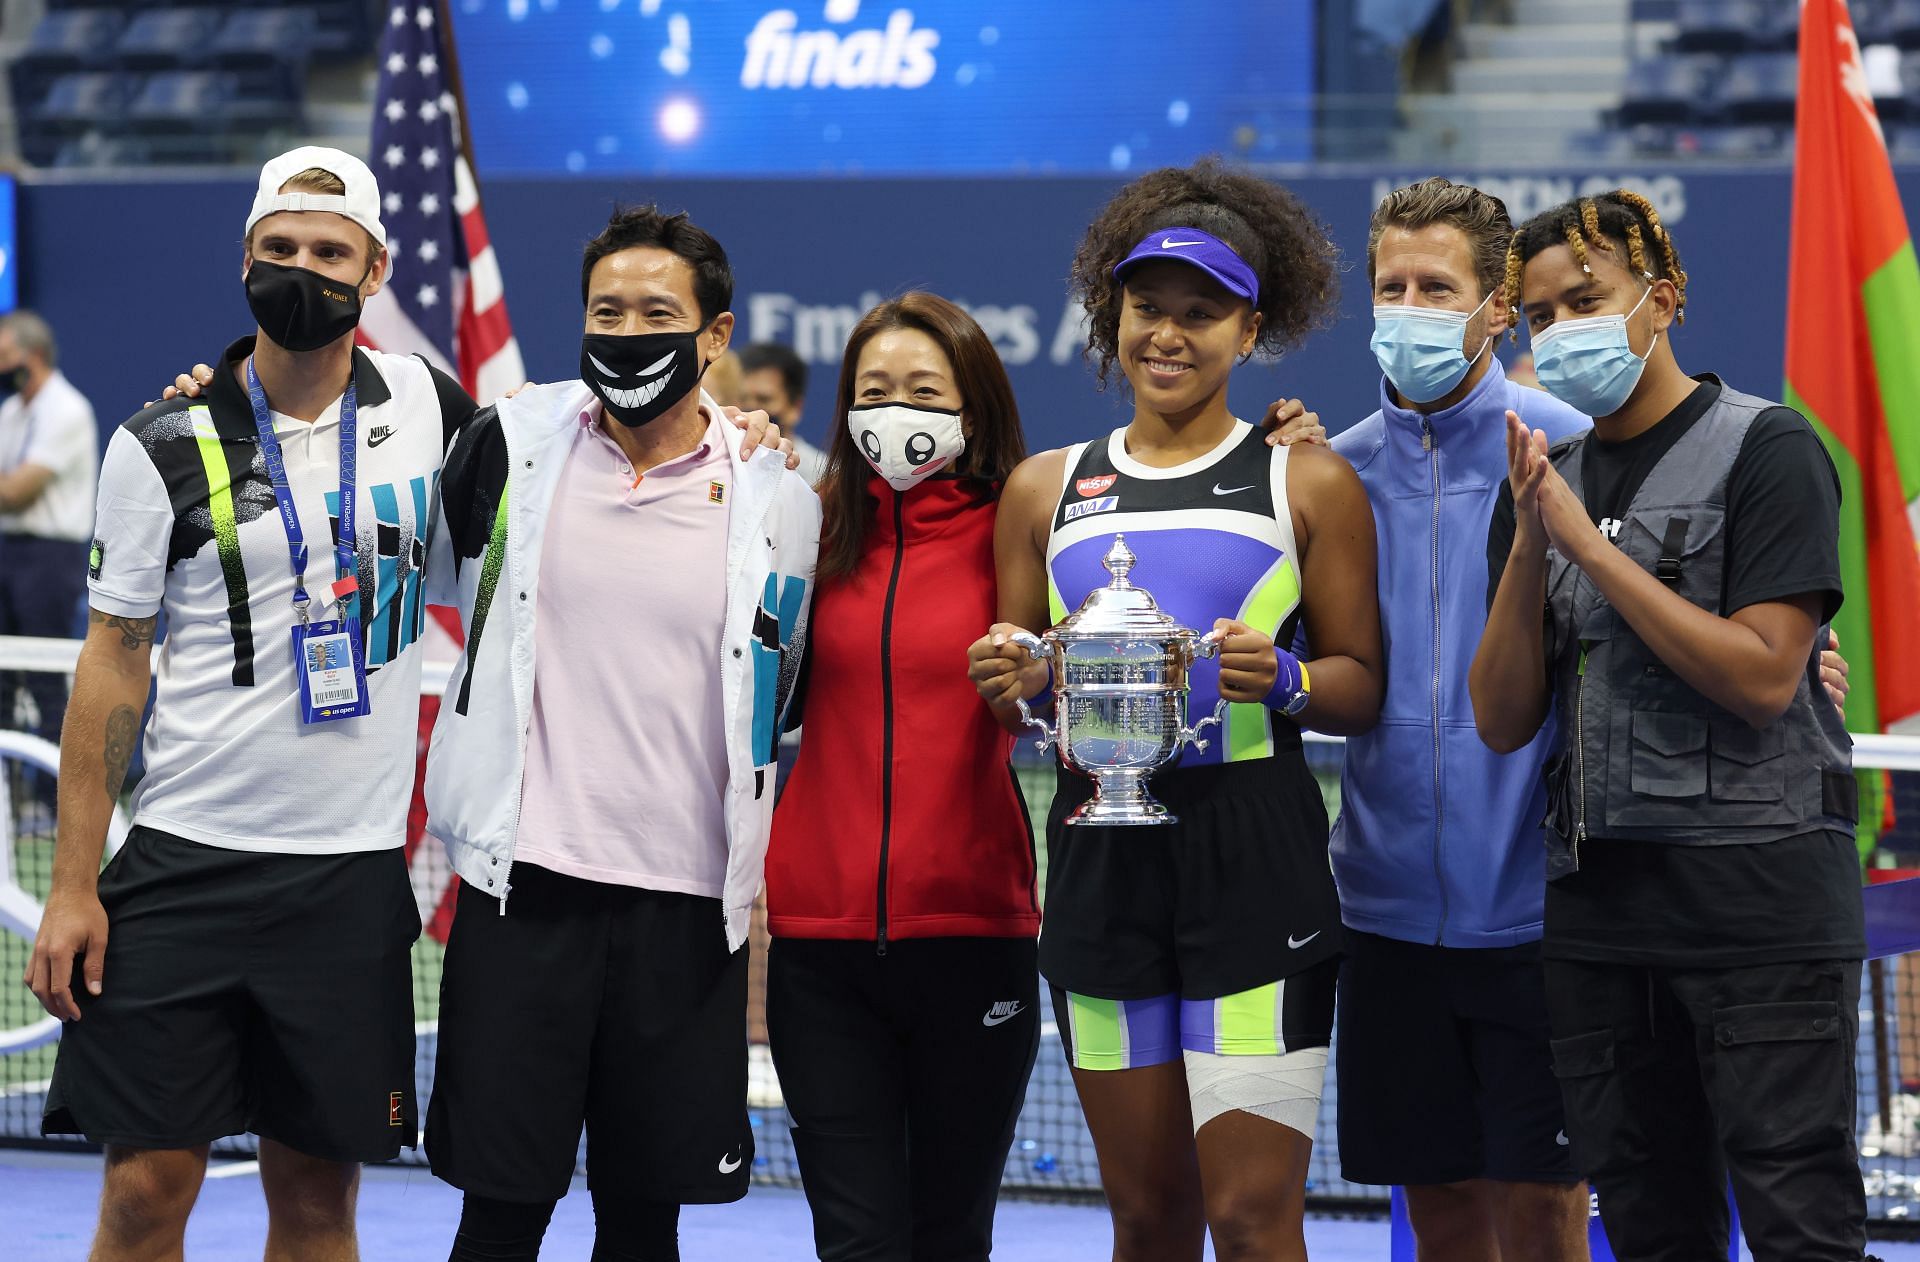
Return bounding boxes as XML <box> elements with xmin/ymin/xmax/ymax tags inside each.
<box><xmin>580</xmin><ymin>330</ymin><xmax>705</xmax><ymax>428</ymax></box>
<box><xmin>245</xmin><ymin>259</ymin><xmax>365</xmax><ymax>353</ymax></box>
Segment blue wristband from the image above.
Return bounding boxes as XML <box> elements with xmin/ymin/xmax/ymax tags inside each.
<box><xmin>1262</xmin><ymin>645</ymin><xmax>1309</xmax><ymax>714</ymax></box>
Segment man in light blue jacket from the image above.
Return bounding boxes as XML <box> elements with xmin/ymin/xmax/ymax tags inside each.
<box><xmin>1320</xmin><ymin>178</ymin><xmax>1594</xmax><ymax>1257</ymax></box>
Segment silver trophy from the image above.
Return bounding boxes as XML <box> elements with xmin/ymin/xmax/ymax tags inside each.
<box><xmin>1009</xmin><ymin>535</ymin><xmax>1227</xmax><ymax>826</ymax></box>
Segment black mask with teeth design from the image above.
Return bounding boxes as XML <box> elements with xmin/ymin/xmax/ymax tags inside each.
<box><xmin>580</xmin><ymin>330</ymin><xmax>704</xmax><ymax>428</ymax></box>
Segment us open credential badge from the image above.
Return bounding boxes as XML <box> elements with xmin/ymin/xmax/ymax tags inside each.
<box><xmin>292</xmin><ymin>616</ymin><xmax>371</xmax><ymax>723</ymax></box>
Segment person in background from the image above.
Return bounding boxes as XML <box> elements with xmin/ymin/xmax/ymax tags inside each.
<box><xmin>0</xmin><ymin>310</ymin><xmax>98</xmax><ymax>815</ymax></box>
<box><xmin>766</xmin><ymin>290</ymin><xmax>1038</xmax><ymax>1261</ymax></box>
<box><xmin>704</xmin><ymin>348</ymin><xmax>745</xmax><ymax>409</ymax></box>
<box><xmin>741</xmin><ymin>342</ymin><xmax>828</xmax><ymax>486</ymax></box>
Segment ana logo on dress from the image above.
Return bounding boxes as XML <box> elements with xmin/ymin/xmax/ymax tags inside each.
<box><xmin>1064</xmin><ymin>496</ymin><xmax>1118</xmax><ymax>522</ymax></box>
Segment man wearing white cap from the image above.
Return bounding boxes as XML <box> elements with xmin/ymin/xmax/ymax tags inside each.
<box><xmin>23</xmin><ymin>146</ymin><xmax>480</xmax><ymax>1261</ymax></box>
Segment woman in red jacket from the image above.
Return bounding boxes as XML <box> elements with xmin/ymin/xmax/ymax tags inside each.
<box><xmin>765</xmin><ymin>292</ymin><xmax>1037</xmax><ymax>1261</ymax></box>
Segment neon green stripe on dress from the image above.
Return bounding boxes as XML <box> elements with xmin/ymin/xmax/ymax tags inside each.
<box><xmin>1226</xmin><ymin>555</ymin><xmax>1302</xmax><ymax>761</ymax></box>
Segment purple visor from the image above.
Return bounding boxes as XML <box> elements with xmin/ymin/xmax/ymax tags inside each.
<box><xmin>1112</xmin><ymin>228</ymin><xmax>1259</xmax><ymax>304</ymax></box>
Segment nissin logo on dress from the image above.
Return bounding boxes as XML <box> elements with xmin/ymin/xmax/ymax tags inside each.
<box><xmin>742</xmin><ymin>3</ymin><xmax>940</xmax><ymax>90</ymax></box>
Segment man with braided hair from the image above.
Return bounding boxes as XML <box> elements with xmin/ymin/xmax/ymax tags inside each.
<box><xmin>1472</xmin><ymin>190</ymin><xmax>1871</xmax><ymax>1260</ymax></box>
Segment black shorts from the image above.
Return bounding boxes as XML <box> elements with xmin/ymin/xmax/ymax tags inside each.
<box><xmin>1335</xmin><ymin>929</ymin><xmax>1576</xmax><ymax>1186</ymax></box>
<box><xmin>43</xmin><ymin>826</ymin><xmax>420</xmax><ymax>1160</ymax></box>
<box><xmin>1037</xmin><ymin>754</ymin><xmax>1341</xmax><ymax>1001</ymax></box>
<box><xmin>426</xmin><ymin>863</ymin><xmax>751</xmax><ymax>1205</ymax></box>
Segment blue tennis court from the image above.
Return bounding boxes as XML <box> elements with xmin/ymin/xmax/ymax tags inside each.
<box><xmin>0</xmin><ymin>1149</ymin><xmax>1372</xmax><ymax>1262</ymax></box>
<box><xmin>7</xmin><ymin>1149</ymin><xmax>1920</xmax><ymax>1262</ymax></box>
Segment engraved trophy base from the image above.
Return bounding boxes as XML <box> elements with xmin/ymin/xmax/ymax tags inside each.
<box><xmin>1063</xmin><ymin>769</ymin><xmax>1179</xmax><ymax>827</ymax></box>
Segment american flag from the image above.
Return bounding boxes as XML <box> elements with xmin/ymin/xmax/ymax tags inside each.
<box><xmin>359</xmin><ymin>0</ymin><xmax>523</xmax><ymax>402</ymax></box>
<box><xmin>361</xmin><ymin>1</ymin><xmax>522</xmax><ymax>942</ymax></box>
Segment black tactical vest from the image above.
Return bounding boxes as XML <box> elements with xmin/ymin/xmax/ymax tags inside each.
<box><xmin>1539</xmin><ymin>383</ymin><xmax>1856</xmax><ymax>878</ymax></box>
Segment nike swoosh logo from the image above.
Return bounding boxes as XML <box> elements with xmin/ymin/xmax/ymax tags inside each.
<box><xmin>1555</xmin><ymin>1130</ymin><xmax>1570</xmax><ymax>1146</ymax></box>
<box><xmin>718</xmin><ymin>1152</ymin><xmax>743</xmax><ymax>1174</ymax></box>
<box><xmin>1161</xmin><ymin>237</ymin><xmax>1204</xmax><ymax>248</ymax></box>
<box><xmin>1287</xmin><ymin>931</ymin><xmax>1321</xmax><ymax>950</ymax></box>
<box><xmin>982</xmin><ymin>1005</ymin><xmax>1027</xmax><ymax>1027</ymax></box>
<box><xmin>1212</xmin><ymin>483</ymin><xmax>1255</xmax><ymax>496</ymax></box>
<box><xmin>366</xmin><ymin>428</ymin><xmax>395</xmax><ymax>448</ymax></box>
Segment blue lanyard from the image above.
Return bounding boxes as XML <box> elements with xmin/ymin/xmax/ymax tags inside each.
<box><xmin>244</xmin><ymin>356</ymin><xmax>357</xmax><ymax>624</ymax></box>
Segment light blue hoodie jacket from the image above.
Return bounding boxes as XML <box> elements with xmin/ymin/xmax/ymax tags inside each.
<box><xmin>1329</xmin><ymin>358</ymin><xmax>1589</xmax><ymax>947</ymax></box>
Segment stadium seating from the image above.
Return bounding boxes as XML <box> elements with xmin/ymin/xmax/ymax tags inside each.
<box><xmin>1672</xmin><ymin>0</ymin><xmax>1793</xmax><ymax>52</ymax></box>
<box><xmin>1616</xmin><ymin>53</ymin><xmax>1723</xmax><ymax>125</ymax></box>
<box><xmin>11</xmin><ymin>3</ymin><xmax>366</xmax><ymax>168</ymax></box>
<box><xmin>1882</xmin><ymin>0</ymin><xmax>1920</xmax><ymax>47</ymax></box>
<box><xmin>1714</xmin><ymin>51</ymin><xmax>1800</xmax><ymax>123</ymax></box>
<box><xmin>114</xmin><ymin>8</ymin><xmax>225</xmax><ymax>72</ymax></box>
<box><xmin>126</xmin><ymin>70</ymin><xmax>234</xmax><ymax>133</ymax></box>
<box><xmin>211</xmin><ymin>8</ymin><xmax>316</xmax><ymax>109</ymax></box>
<box><xmin>1605</xmin><ymin>0</ymin><xmax>1920</xmax><ymax>155</ymax></box>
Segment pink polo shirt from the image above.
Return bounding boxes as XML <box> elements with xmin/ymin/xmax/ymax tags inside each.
<box><xmin>514</xmin><ymin>404</ymin><xmax>733</xmax><ymax>897</ymax></box>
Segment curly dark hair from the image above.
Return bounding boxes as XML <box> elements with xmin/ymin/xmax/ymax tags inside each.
<box><xmin>1068</xmin><ymin>158</ymin><xmax>1340</xmax><ymax>388</ymax></box>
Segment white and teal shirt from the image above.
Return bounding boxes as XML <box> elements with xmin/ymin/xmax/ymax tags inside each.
<box><xmin>86</xmin><ymin>337</ymin><xmax>475</xmax><ymax>853</ymax></box>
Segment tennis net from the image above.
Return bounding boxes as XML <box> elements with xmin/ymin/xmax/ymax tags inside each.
<box><xmin>6</xmin><ymin>635</ymin><xmax>1920</xmax><ymax>1219</ymax></box>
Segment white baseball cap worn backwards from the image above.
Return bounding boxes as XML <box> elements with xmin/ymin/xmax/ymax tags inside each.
<box><xmin>245</xmin><ymin>145</ymin><xmax>392</xmax><ymax>280</ymax></box>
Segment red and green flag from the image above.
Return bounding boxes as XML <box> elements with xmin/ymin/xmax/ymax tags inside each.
<box><xmin>1787</xmin><ymin>0</ymin><xmax>1920</xmax><ymax>741</ymax></box>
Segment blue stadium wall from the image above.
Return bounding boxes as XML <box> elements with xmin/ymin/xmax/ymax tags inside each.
<box><xmin>28</xmin><ymin>170</ymin><xmax>1884</xmax><ymax>451</ymax></box>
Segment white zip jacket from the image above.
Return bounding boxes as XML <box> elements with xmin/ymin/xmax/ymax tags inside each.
<box><xmin>422</xmin><ymin>381</ymin><xmax>820</xmax><ymax>949</ymax></box>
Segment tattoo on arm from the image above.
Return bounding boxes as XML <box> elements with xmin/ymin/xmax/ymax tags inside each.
<box><xmin>103</xmin><ymin>704</ymin><xmax>138</xmax><ymax>798</ymax></box>
<box><xmin>89</xmin><ymin>610</ymin><xmax>158</xmax><ymax>651</ymax></box>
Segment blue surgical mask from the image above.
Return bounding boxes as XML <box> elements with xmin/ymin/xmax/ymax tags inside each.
<box><xmin>1369</xmin><ymin>293</ymin><xmax>1494</xmax><ymax>405</ymax></box>
<box><xmin>1531</xmin><ymin>285</ymin><xmax>1658</xmax><ymax>417</ymax></box>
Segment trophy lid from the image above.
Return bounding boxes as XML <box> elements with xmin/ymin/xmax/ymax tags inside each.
<box><xmin>1050</xmin><ymin>535</ymin><xmax>1198</xmax><ymax>640</ymax></box>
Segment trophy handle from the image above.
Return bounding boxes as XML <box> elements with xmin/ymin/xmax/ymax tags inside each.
<box><xmin>1194</xmin><ymin>629</ymin><xmax>1224</xmax><ymax>659</ymax></box>
<box><xmin>1005</xmin><ymin>631</ymin><xmax>1056</xmax><ymax>753</ymax></box>
<box><xmin>1013</xmin><ymin>695</ymin><xmax>1058</xmax><ymax>754</ymax></box>
<box><xmin>1181</xmin><ymin>698</ymin><xmax>1230</xmax><ymax>754</ymax></box>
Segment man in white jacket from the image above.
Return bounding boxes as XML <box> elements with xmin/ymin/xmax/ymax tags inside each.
<box><xmin>421</xmin><ymin>205</ymin><xmax>821</xmax><ymax>1261</ymax></box>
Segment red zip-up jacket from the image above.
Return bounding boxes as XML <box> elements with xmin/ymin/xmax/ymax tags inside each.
<box><xmin>766</xmin><ymin>474</ymin><xmax>1040</xmax><ymax>945</ymax></box>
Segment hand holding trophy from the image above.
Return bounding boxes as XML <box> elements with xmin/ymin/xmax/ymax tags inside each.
<box><xmin>1009</xmin><ymin>535</ymin><xmax>1227</xmax><ymax>826</ymax></box>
